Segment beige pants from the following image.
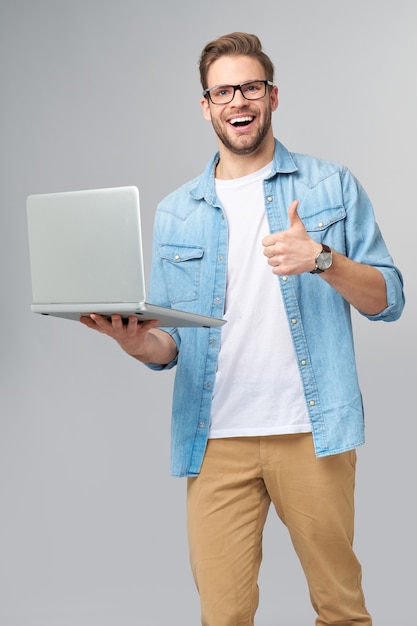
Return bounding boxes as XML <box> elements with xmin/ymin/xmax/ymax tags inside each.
<box><xmin>187</xmin><ymin>433</ymin><xmax>372</xmax><ymax>626</ymax></box>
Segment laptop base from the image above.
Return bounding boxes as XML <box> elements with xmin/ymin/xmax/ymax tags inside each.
<box><xmin>31</xmin><ymin>302</ymin><xmax>226</xmax><ymax>328</ymax></box>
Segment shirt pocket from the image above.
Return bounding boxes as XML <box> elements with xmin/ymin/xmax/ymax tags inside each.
<box><xmin>158</xmin><ymin>244</ymin><xmax>204</xmax><ymax>304</ymax></box>
<box><xmin>300</xmin><ymin>206</ymin><xmax>346</xmax><ymax>233</ymax></box>
<box><xmin>300</xmin><ymin>205</ymin><xmax>346</xmax><ymax>234</ymax></box>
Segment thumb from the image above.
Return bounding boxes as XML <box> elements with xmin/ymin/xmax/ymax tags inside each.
<box><xmin>288</xmin><ymin>200</ymin><xmax>301</xmax><ymax>228</ymax></box>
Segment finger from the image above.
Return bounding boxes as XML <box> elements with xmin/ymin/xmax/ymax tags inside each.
<box><xmin>125</xmin><ymin>317</ymin><xmax>159</xmax><ymax>333</ymax></box>
<box><xmin>80</xmin><ymin>315</ymin><xmax>100</xmax><ymax>329</ymax></box>
<box><xmin>288</xmin><ymin>200</ymin><xmax>300</xmax><ymax>228</ymax></box>
<box><xmin>80</xmin><ymin>313</ymin><xmax>110</xmax><ymax>334</ymax></box>
<box><xmin>89</xmin><ymin>313</ymin><xmax>108</xmax><ymax>323</ymax></box>
<box><xmin>110</xmin><ymin>314</ymin><xmax>125</xmax><ymax>329</ymax></box>
<box><xmin>262</xmin><ymin>233</ymin><xmax>278</xmax><ymax>250</ymax></box>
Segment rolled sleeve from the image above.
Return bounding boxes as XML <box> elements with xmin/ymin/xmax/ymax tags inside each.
<box><xmin>361</xmin><ymin>265</ymin><xmax>405</xmax><ymax>322</ymax></box>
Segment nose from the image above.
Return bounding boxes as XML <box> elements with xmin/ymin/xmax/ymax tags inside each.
<box><xmin>232</xmin><ymin>86</ymin><xmax>247</xmax><ymax>105</ymax></box>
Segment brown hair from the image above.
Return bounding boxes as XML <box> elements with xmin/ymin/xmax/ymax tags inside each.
<box><xmin>199</xmin><ymin>32</ymin><xmax>275</xmax><ymax>90</ymax></box>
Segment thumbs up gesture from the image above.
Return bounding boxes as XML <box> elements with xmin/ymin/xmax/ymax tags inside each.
<box><xmin>262</xmin><ymin>201</ymin><xmax>322</xmax><ymax>275</ymax></box>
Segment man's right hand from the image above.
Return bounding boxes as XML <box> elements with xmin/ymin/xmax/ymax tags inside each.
<box><xmin>80</xmin><ymin>314</ymin><xmax>177</xmax><ymax>365</ymax></box>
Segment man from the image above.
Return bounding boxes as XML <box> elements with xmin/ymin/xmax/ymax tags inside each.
<box><xmin>82</xmin><ymin>32</ymin><xmax>405</xmax><ymax>626</ymax></box>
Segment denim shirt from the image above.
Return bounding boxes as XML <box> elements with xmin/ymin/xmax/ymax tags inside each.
<box><xmin>147</xmin><ymin>139</ymin><xmax>405</xmax><ymax>477</ymax></box>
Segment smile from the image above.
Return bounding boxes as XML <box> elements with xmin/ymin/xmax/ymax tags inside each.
<box><xmin>229</xmin><ymin>116</ymin><xmax>254</xmax><ymax>127</ymax></box>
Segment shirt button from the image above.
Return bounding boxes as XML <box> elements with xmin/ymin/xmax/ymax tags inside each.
<box><xmin>209</xmin><ymin>339</ymin><xmax>216</xmax><ymax>346</ymax></box>
<box><xmin>267</xmin><ymin>196</ymin><xmax>273</xmax><ymax>202</ymax></box>
<box><xmin>218</xmin><ymin>255</ymin><xmax>223</xmax><ymax>261</ymax></box>
<box><xmin>199</xmin><ymin>422</ymin><xmax>205</xmax><ymax>428</ymax></box>
<box><xmin>301</xmin><ymin>360</ymin><xmax>307</xmax><ymax>366</ymax></box>
<box><xmin>282</xmin><ymin>276</ymin><xmax>288</xmax><ymax>282</ymax></box>
<box><xmin>318</xmin><ymin>222</ymin><xmax>323</xmax><ymax>228</ymax></box>
<box><xmin>291</xmin><ymin>318</ymin><xmax>297</xmax><ymax>324</ymax></box>
<box><xmin>309</xmin><ymin>400</ymin><xmax>315</xmax><ymax>407</ymax></box>
<box><xmin>205</xmin><ymin>382</ymin><xmax>211</xmax><ymax>388</ymax></box>
<box><xmin>174</xmin><ymin>254</ymin><xmax>180</xmax><ymax>261</ymax></box>
<box><xmin>215</xmin><ymin>297</ymin><xmax>221</xmax><ymax>303</ymax></box>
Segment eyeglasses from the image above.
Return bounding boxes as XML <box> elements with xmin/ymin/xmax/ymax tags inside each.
<box><xmin>202</xmin><ymin>80</ymin><xmax>274</xmax><ymax>105</ymax></box>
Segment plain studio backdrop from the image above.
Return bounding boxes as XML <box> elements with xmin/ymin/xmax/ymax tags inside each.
<box><xmin>0</xmin><ymin>1</ymin><xmax>415</xmax><ymax>625</ymax></box>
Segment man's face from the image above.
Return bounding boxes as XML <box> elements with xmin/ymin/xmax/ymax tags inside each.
<box><xmin>200</xmin><ymin>55</ymin><xmax>278</xmax><ymax>156</ymax></box>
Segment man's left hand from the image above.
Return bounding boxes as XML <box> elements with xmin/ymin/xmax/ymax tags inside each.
<box><xmin>262</xmin><ymin>200</ymin><xmax>321</xmax><ymax>275</ymax></box>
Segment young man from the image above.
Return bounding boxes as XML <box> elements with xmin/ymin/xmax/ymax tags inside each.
<box><xmin>82</xmin><ymin>32</ymin><xmax>405</xmax><ymax>626</ymax></box>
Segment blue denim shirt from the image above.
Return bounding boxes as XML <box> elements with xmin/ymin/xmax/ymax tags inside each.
<box><xmin>147</xmin><ymin>140</ymin><xmax>405</xmax><ymax>477</ymax></box>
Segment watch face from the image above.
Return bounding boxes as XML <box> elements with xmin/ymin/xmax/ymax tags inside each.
<box><xmin>316</xmin><ymin>251</ymin><xmax>332</xmax><ymax>271</ymax></box>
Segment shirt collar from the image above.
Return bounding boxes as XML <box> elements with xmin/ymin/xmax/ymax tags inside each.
<box><xmin>190</xmin><ymin>139</ymin><xmax>298</xmax><ymax>205</ymax></box>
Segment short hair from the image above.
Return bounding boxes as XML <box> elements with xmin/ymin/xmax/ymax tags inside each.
<box><xmin>199</xmin><ymin>32</ymin><xmax>275</xmax><ymax>90</ymax></box>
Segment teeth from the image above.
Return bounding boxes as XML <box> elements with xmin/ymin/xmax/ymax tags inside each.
<box><xmin>230</xmin><ymin>116</ymin><xmax>253</xmax><ymax>125</ymax></box>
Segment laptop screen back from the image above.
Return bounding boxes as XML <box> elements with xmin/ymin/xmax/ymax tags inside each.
<box><xmin>27</xmin><ymin>186</ymin><xmax>146</xmax><ymax>305</ymax></box>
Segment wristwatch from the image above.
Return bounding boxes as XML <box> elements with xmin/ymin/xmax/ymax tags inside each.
<box><xmin>311</xmin><ymin>244</ymin><xmax>332</xmax><ymax>274</ymax></box>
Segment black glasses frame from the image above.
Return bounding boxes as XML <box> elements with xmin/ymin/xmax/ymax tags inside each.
<box><xmin>202</xmin><ymin>80</ymin><xmax>274</xmax><ymax>105</ymax></box>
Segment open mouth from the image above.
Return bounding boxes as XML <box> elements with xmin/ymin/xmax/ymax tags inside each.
<box><xmin>229</xmin><ymin>116</ymin><xmax>254</xmax><ymax>127</ymax></box>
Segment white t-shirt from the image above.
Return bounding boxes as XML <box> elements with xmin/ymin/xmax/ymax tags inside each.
<box><xmin>209</xmin><ymin>163</ymin><xmax>311</xmax><ymax>438</ymax></box>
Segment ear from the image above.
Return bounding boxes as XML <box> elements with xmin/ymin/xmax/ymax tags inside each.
<box><xmin>270</xmin><ymin>85</ymin><xmax>279</xmax><ymax>112</ymax></box>
<box><xmin>200</xmin><ymin>96</ymin><xmax>212</xmax><ymax>121</ymax></box>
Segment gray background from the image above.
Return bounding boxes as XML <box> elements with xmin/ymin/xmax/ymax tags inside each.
<box><xmin>1</xmin><ymin>1</ymin><xmax>415</xmax><ymax>624</ymax></box>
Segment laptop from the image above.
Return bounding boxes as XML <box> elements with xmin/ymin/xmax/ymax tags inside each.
<box><xmin>26</xmin><ymin>186</ymin><xmax>225</xmax><ymax>328</ymax></box>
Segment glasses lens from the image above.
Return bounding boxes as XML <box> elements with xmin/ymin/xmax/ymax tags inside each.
<box><xmin>208</xmin><ymin>81</ymin><xmax>267</xmax><ymax>104</ymax></box>
<box><xmin>209</xmin><ymin>85</ymin><xmax>235</xmax><ymax>104</ymax></box>
<box><xmin>241</xmin><ymin>81</ymin><xmax>267</xmax><ymax>100</ymax></box>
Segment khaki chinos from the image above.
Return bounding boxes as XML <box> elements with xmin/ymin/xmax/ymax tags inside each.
<box><xmin>187</xmin><ymin>433</ymin><xmax>372</xmax><ymax>626</ymax></box>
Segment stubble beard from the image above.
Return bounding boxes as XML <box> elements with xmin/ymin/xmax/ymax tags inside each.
<box><xmin>211</xmin><ymin>108</ymin><xmax>273</xmax><ymax>156</ymax></box>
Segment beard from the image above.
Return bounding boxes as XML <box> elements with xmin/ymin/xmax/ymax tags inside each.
<box><xmin>210</xmin><ymin>107</ymin><xmax>273</xmax><ymax>156</ymax></box>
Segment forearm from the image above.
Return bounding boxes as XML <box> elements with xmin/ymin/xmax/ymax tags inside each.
<box><xmin>320</xmin><ymin>250</ymin><xmax>388</xmax><ymax>316</ymax></box>
<box><xmin>129</xmin><ymin>328</ymin><xmax>178</xmax><ymax>365</ymax></box>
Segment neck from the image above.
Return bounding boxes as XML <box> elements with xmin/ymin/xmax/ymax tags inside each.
<box><xmin>215</xmin><ymin>134</ymin><xmax>275</xmax><ymax>180</ymax></box>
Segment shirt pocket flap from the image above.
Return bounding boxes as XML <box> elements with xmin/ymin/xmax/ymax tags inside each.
<box><xmin>300</xmin><ymin>206</ymin><xmax>346</xmax><ymax>233</ymax></box>
<box><xmin>159</xmin><ymin>244</ymin><xmax>205</xmax><ymax>264</ymax></box>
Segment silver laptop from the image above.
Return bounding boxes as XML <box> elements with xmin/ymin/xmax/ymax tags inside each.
<box><xmin>26</xmin><ymin>186</ymin><xmax>225</xmax><ymax>328</ymax></box>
